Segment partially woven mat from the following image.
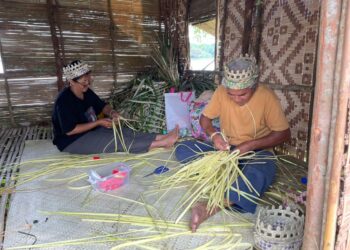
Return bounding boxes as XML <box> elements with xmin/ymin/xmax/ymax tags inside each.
<box><xmin>3</xmin><ymin>140</ymin><xmax>256</xmax><ymax>249</ymax></box>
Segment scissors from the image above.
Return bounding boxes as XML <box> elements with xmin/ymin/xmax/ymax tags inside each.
<box><xmin>143</xmin><ymin>165</ymin><xmax>169</xmax><ymax>177</ymax></box>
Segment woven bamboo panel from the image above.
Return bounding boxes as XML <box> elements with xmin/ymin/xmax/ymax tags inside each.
<box><xmin>10</xmin><ymin>106</ymin><xmax>53</xmax><ymax>126</ymax></box>
<box><xmin>0</xmin><ymin>0</ymin><xmax>161</xmax><ymax>127</ymax></box>
<box><xmin>273</xmin><ymin>89</ymin><xmax>312</xmax><ymax>161</ymax></box>
<box><xmin>259</xmin><ymin>0</ymin><xmax>319</xmax><ymax>161</ymax></box>
<box><xmin>3</xmin><ymin>0</ymin><xmax>108</xmax><ymax>11</ymax></box>
<box><xmin>215</xmin><ymin>0</ymin><xmax>245</xmax><ymax>72</ymax></box>
<box><xmin>259</xmin><ymin>0</ymin><xmax>319</xmax><ymax>87</ymax></box>
<box><xmin>335</xmin><ymin>103</ymin><xmax>350</xmax><ymax>249</ymax></box>
<box><xmin>57</xmin><ymin>6</ymin><xmax>113</xmax><ymax>69</ymax></box>
<box><xmin>0</xmin><ymin>79</ymin><xmax>8</xmax><ymax>108</ymax></box>
<box><xmin>0</xmin><ymin>3</ymin><xmax>55</xmax><ymax>75</ymax></box>
<box><xmin>222</xmin><ymin>0</ymin><xmax>245</xmax><ymax>64</ymax></box>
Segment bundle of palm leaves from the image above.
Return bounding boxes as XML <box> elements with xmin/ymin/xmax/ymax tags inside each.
<box><xmin>115</xmin><ymin>76</ymin><xmax>170</xmax><ymax>133</ymax></box>
<box><xmin>109</xmin><ymin>33</ymin><xmax>216</xmax><ymax>133</ymax></box>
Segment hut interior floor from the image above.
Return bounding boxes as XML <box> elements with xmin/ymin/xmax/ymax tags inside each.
<box><xmin>0</xmin><ymin>127</ymin><xmax>307</xmax><ymax>249</ymax></box>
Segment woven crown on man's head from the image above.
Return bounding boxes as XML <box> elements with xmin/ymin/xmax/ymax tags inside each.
<box><xmin>223</xmin><ymin>54</ymin><xmax>259</xmax><ymax>90</ymax></box>
<box><xmin>63</xmin><ymin>60</ymin><xmax>91</xmax><ymax>81</ymax></box>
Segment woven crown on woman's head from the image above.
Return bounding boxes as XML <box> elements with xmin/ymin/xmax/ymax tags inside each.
<box><xmin>222</xmin><ymin>55</ymin><xmax>259</xmax><ymax>89</ymax></box>
<box><xmin>63</xmin><ymin>60</ymin><xmax>91</xmax><ymax>81</ymax></box>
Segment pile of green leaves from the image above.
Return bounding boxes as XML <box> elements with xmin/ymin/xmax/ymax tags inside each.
<box><xmin>111</xmin><ymin>76</ymin><xmax>170</xmax><ymax>133</ymax></box>
<box><xmin>180</xmin><ymin>71</ymin><xmax>217</xmax><ymax>94</ymax></box>
<box><xmin>109</xmin><ymin>33</ymin><xmax>216</xmax><ymax>133</ymax></box>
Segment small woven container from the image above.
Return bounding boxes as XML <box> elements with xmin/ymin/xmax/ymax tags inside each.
<box><xmin>254</xmin><ymin>206</ymin><xmax>304</xmax><ymax>250</ymax></box>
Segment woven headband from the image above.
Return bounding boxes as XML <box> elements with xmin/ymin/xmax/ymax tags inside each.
<box><xmin>222</xmin><ymin>55</ymin><xmax>259</xmax><ymax>89</ymax></box>
<box><xmin>63</xmin><ymin>60</ymin><xmax>91</xmax><ymax>81</ymax></box>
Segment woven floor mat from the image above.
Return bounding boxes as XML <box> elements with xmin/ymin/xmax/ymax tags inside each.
<box><xmin>3</xmin><ymin>140</ymin><xmax>256</xmax><ymax>249</ymax></box>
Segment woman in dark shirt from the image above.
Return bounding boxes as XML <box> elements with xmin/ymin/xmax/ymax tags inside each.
<box><xmin>52</xmin><ymin>60</ymin><xmax>178</xmax><ymax>154</ymax></box>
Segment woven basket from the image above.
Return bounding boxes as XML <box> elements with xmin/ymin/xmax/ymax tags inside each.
<box><xmin>254</xmin><ymin>206</ymin><xmax>304</xmax><ymax>250</ymax></box>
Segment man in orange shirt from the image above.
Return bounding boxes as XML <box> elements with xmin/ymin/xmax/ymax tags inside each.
<box><xmin>175</xmin><ymin>55</ymin><xmax>291</xmax><ymax>232</ymax></box>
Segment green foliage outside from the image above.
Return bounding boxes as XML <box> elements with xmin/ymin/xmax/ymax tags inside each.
<box><xmin>190</xmin><ymin>43</ymin><xmax>215</xmax><ymax>59</ymax></box>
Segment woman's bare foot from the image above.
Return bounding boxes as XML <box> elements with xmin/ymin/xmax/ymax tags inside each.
<box><xmin>190</xmin><ymin>202</ymin><xmax>221</xmax><ymax>232</ymax></box>
<box><xmin>163</xmin><ymin>125</ymin><xmax>179</xmax><ymax>148</ymax></box>
<box><xmin>149</xmin><ymin>126</ymin><xmax>179</xmax><ymax>150</ymax></box>
<box><xmin>167</xmin><ymin>124</ymin><xmax>179</xmax><ymax>137</ymax></box>
<box><xmin>155</xmin><ymin>125</ymin><xmax>179</xmax><ymax>141</ymax></box>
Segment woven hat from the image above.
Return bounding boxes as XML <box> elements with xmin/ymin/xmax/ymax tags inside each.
<box><xmin>63</xmin><ymin>60</ymin><xmax>91</xmax><ymax>81</ymax></box>
<box><xmin>222</xmin><ymin>55</ymin><xmax>259</xmax><ymax>89</ymax></box>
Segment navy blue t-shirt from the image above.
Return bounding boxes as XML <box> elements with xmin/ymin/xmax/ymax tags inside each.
<box><xmin>52</xmin><ymin>87</ymin><xmax>106</xmax><ymax>151</ymax></box>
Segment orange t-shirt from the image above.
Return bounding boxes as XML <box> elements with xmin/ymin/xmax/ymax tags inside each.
<box><xmin>202</xmin><ymin>85</ymin><xmax>289</xmax><ymax>145</ymax></box>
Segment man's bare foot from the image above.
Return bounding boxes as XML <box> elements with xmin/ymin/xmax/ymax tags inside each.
<box><xmin>190</xmin><ymin>202</ymin><xmax>221</xmax><ymax>233</ymax></box>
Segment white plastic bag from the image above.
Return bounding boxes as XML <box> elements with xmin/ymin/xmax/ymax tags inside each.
<box><xmin>164</xmin><ymin>91</ymin><xmax>195</xmax><ymax>132</ymax></box>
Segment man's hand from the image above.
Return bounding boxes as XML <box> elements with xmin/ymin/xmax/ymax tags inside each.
<box><xmin>235</xmin><ymin>141</ymin><xmax>253</xmax><ymax>155</ymax></box>
<box><xmin>212</xmin><ymin>134</ymin><xmax>230</xmax><ymax>151</ymax></box>
<box><xmin>234</xmin><ymin>129</ymin><xmax>291</xmax><ymax>154</ymax></box>
<box><xmin>98</xmin><ymin>118</ymin><xmax>113</xmax><ymax>128</ymax></box>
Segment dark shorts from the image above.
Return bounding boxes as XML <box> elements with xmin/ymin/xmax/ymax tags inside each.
<box><xmin>63</xmin><ymin>127</ymin><xmax>156</xmax><ymax>154</ymax></box>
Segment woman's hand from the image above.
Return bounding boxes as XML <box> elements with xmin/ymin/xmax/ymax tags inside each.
<box><xmin>98</xmin><ymin>118</ymin><xmax>113</xmax><ymax>128</ymax></box>
<box><xmin>109</xmin><ymin>110</ymin><xmax>120</xmax><ymax>120</ymax></box>
<box><xmin>212</xmin><ymin>134</ymin><xmax>230</xmax><ymax>151</ymax></box>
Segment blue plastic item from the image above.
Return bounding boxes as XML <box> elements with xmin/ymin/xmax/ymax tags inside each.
<box><xmin>143</xmin><ymin>165</ymin><xmax>169</xmax><ymax>177</ymax></box>
<box><xmin>301</xmin><ymin>177</ymin><xmax>307</xmax><ymax>185</ymax></box>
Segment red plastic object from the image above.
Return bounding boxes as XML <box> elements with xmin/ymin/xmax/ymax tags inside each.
<box><xmin>88</xmin><ymin>163</ymin><xmax>131</xmax><ymax>192</ymax></box>
<box><xmin>98</xmin><ymin>169</ymin><xmax>129</xmax><ymax>191</ymax></box>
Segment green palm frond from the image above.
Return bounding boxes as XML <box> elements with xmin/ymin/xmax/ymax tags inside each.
<box><xmin>150</xmin><ymin>33</ymin><xmax>180</xmax><ymax>89</ymax></box>
<box><xmin>115</xmin><ymin>77</ymin><xmax>169</xmax><ymax>133</ymax></box>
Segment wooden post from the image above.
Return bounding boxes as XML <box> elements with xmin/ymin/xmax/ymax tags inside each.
<box><xmin>0</xmin><ymin>39</ymin><xmax>16</xmax><ymax>126</ymax></box>
<box><xmin>218</xmin><ymin>0</ymin><xmax>228</xmax><ymax>72</ymax></box>
<box><xmin>242</xmin><ymin>0</ymin><xmax>254</xmax><ymax>55</ymax></box>
<box><xmin>214</xmin><ymin>0</ymin><xmax>219</xmax><ymax>70</ymax></box>
<box><xmin>47</xmin><ymin>0</ymin><xmax>64</xmax><ymax>91</ymax></box>
<box><xmin>323</xmin><ymin>0</ymin><xmax>350</xmax><ymax>248</ymax></box>
<box><xmin>252</xmin><ymin>0</ymin><xmax>263</xmax><ymax>63</ymax></box>
<box><xmin>107</xmin><ymin>0</ymin><xmax>117</xmax><ymax>88</ymax></box>
<box><xmin>302</xmin><ymin>0</ymin><xmax>342</xmax><ymax>249</ymax></box>
<box><xmin>54</xmin><ymin>0</ymin><xmax>66</xmax><ymax>64</ymax></box>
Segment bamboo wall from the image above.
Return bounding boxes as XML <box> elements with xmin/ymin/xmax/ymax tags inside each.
<box><xmin>0</xmin><ymin>0</ymin><xmax>160</xmax><ymax>127</ymax></box>
<box><xmin>168</xmin><ymin>0</ymin><xmax>319</xmax><ymax>162</ymax></box>
<box><xmin>0</xmin><ymin>0</ymin><xmax>319</xmax><ymax>162</ymax></box>
<box><xmin>215</xmin><ymin>0</ymin><xmax>320</xmax><ymax>162</ymax></box>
